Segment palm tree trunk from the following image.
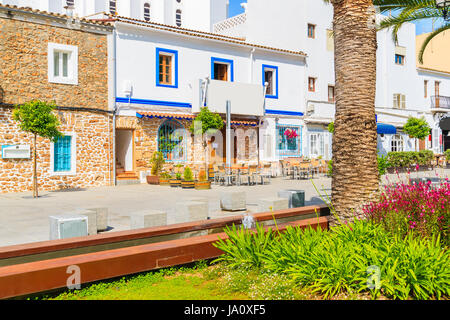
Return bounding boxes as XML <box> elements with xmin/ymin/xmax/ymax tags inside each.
<box><xmin>330</xmin><ymin>0</ymin><xmax>379</xmax><ymax>224</ymax></box>
<box><xmin>33</xmin><ymin>133</ymin><xmax>38</xmax><ymax>198</ymax></box>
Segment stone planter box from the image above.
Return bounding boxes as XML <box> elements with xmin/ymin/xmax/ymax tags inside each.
<box><xmin>220</xmin><ymin>192</ymin><xmax>246</xmax><ymax>212</ymax></box>
<box><xmin>181</xmin><ymin>180</ymin><xmax>195</xmax><ymax>189</ymax></box>
<box><xmin>195</xmin><ymin>181</ymin><xmax>211</xmax><ymax>190</ymax></box>
<box><xmin>146</xmin><ymin>176</ymin><xmax>160</xmax><ymax>185</ymax></box>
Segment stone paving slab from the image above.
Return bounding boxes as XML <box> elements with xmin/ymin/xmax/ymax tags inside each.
<box><xmin>0</xmin><ymin>168</ymin><xmax>448</xmax><ymax>247</ymax></box>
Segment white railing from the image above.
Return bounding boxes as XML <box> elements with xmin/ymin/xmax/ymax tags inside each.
<box><xmin>213</xmin><ymin>13</ymin><xmax>247</xmax><ymax>34</ymax></box>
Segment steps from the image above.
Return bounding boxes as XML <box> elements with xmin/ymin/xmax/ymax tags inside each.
<box><xmin>116</xmin><ymin>161</ymin><xmax>139</xmax><ymax>184</ymax></box>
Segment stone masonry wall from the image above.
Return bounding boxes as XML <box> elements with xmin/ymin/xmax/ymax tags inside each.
<box><xmin>0</xmin><ymin>15</ymin><xmax>112</xmax><ymax>193</ymax></box>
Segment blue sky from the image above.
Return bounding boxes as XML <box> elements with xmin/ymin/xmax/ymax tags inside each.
<box><xmin>227</xmin><ymin>0</ymin><xmax>439</xmax><ymax>35</ymax></box>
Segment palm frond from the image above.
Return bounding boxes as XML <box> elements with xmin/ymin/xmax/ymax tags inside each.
<box><xmin>417</xmin><ymin>23</ymin><xmax>450</xmax><ymax>63</ymax></box>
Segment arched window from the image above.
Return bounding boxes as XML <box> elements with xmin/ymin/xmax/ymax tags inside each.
<box><xmin>158</xmin><ymin>120</ymin><xmax>185</xmax><ymax>161</ymax></box>
<box><xmin>109</xmin><ymin>0</ymin><xmax>117</xmax><ymax>15</ymax></box>
<box><xmin>391</xmin><ymin>134</ymin><xmax>404</xmax><ymax>152</ymax></box>
<box><xmin>144</xmin><ymin>3</ymin><xmax>151</xmax><ymax>21</ymax></box>
<box><xmin>175</xmin><ymin>9</ymin><xmax>182</xmax><ymax>27</ymax></box>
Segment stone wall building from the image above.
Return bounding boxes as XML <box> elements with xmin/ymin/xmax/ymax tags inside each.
<box><xmin>0</xmin><ymin>6</ymin><xmax>114</xmax><ymax>193</ymax></box>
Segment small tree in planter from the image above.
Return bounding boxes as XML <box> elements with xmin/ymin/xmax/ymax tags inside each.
<box><xmin>195</xmin><ymin>170</ymin><xmax>211</xmax><ymax>190</ymax></box>
<box><xmin>181</xmin><ymin>166</ymin><xmax>195</xmax><ymax>189</ymax></box>
<box><xmin>445</xmin><ymin>149</ymin><xmax>450</xmax><ymax>168</ymax></box>
<box><xmin>13</xmin><ymin>100</ymin><xmax>63</xmax><ymax>198</ymax></box>
<box><xmin>147</xmin><ymin>151</ymin><xmax>165</xmax><ymax>184</ymax></box>
<box><xmin>403</xmin><ymin>117</ymin><xmax>431</xmax><ymax>152</ymax></box>
<box><xmin>170</xmin><ymin>172</ymin><xmax>182</xmax><ymax>188</ymax></box>
<box><xmin>190</xmin><ymin>107</ymin><xmax>224</xmax><ymax>176</ymax></box>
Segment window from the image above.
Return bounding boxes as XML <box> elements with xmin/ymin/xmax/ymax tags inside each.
<box><xmin>395</xmin><ymin>54</ymin><xmax>405</xmax><ymax>65</ymax></box>
<box><xmin>175</xmin><ymin>9</ymin><xmax>182</xmax><ymax>27</ymax></box>
<box><xmin>326</xmin><ymin>29</ymin><xmax>334</xmax><ymax>51</ymax></box>
<box><xmin>48</xmin><ymin>43</ymin><xmax>78</xmax><ymax>85</ymax></box>
<box><xmin>158</xmin><ymin>120</ymin><xmax>185</xmax><ymax>161</ymax></box>
<box><xmin>262</xmin><ymin>65</ymin><xmax>278</xmax><ymax>99</ymax></box>
<box><xmin>393</xmin><ymin>93</ymin><xmax>406</xmax><ymax>109</ymax></box>
<box><xmin>308</xmin><ymin>77</ymin><xmax>316</xmax><ymax>92</ymax></box>
<box><xmin>307</xmin><ymin>24</ymin><xmax>316</xmax><ymax>39</ymax></box>
<box><xmin>109</xmin><ymin>0</ymin><xmax>117</xmax><ymax>15</ymax></box>
<box><xmin>144</xmin><ymin>3</ymin><xmax>150</xmax><ymax>21</ymax></box>
<box><xmin>277</xmin><ymin>125</ymin><xmax>302</xmax><ymax>157</ymax></box>
<box><xmin>424</xmin><ymin>80</ymin><xmax>428</xmax><ymax>98</ymax></box>
<box><xmin>435</xmin><ymin>81</ymin><xmax>441</xmax><ymax>107</ymax></box>
<box><xmin>211</xmin><ymin>57</ymin><xmax>234</xmax><ymax>82</ymax></box>
<box><xmin>391</xmin><ymin>134</ymin><xmax>404</xmax><ymax>152</ymax></box>
<box><xmin>156</xmin><ymin>48</ymin><xmax>178</xmax><ymax>88</ymax></box>
<box><xmin>328</xmin><ymin>85</ymin><xmax>335</xmax><ymax>102</ymax></box>
<box><xmin>309</xmin><ymin>132</ymin><xmax>325</xmax><ymax>158</ymax></box>
<box><xmin>51</xmin><ymin>133</ymin><xmax>76</xmax><ymax>175</ymax></box>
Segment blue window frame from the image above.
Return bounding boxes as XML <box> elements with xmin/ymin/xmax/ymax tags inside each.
<box><xmin>158</xmin><ymin>120</ymin><xmax>186</xmax><ymax>162</ymax></box>
<box><xmin>395</xmin><ymin>54</ymin><xmax>405</xmax><ymax>65</ymax></box>
<box><xmin>211</xmin><ymin>57</ymin><xmax>234</xmax><ymax>82</ymax></box>
<box><xmin>276</xmin><ymin>125</ymin><xmax>302</xmax><ymax>157</ymax></box>
<box><xmin>156</xmin><ymin>47</ymin><xmax>178</xmax><ymax>88</ymax></box>
<box><xmin>54</xmin><ymin>136</ymin><xmax>72</xmax><ymax>172</ymax></box>
<box><xmin>262</xmin><ymin>64</ymin><xmax>279</xmax><ymax>99</ymax></box>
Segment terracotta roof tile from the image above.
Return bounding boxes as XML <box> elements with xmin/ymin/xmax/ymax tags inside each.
<box><xmin>110</xmin><ymin>15</ymin><xmax>307</xmax><ymax>57</ymax></box>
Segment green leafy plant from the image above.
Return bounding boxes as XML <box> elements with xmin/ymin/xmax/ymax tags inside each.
<box><xmin>183</xmin><ymin>167</ymin><xmax>194</xmax><ymax>181</ymax></box>
<box><xmin>327</xmin><ymin>160</ymin><xmax>333</xmax><ymax>177</ymax></box>
<box><xmin>190</xmin><ymin>107</ymin><xmax>224</xmax><ymax>173</ymax></box>
<box><xmin>444</xmin><ymin>149</ymin><xmax>450</xmax><ymax>162</ymax></box>
<box><xmin>13</xmin><ymin>100</ymin><xmax>63</xmax><ymax>198</ymax></box>
<box><xmin>403</xmin><ymin>117</ymin><xmax>431</xmax><ymax>151</ymax></box>
<box><xmin>387</xmin><ymin>151</ymin><xmax>434</xmax><ymax>169</ymax></box>
<box><xmin>160</xmin><ymin>172</ymin><xmax>171</xmax><ymax>179</ymax></box>
<box><xmin>377</xmin><ymin>155</ymin><xmax>389</xmax><ymax>177</ymax></box>
<box><xmin>150</xmin><ymin>151</ymin><xmax>165</xmax><ymax>176</ymax></box>
<box><xmin>175</xmin><ymin>173</ymin><xmax>182</xmax><ymax>180</ymax></box>
<box><xmin>327</xmin><ymin>122</ymin><xmax>334</xmax><ymax>134</ymax></box>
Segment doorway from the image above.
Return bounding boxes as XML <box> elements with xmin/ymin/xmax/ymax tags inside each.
<box><xmin>116</xmin><ymin>129</ymin><xmax>134</xmax><ymax>173</ymax></box>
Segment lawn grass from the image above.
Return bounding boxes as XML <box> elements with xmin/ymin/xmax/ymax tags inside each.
<box><xmin>38</xmin><ymin>261</ymin><xmax>376</xmax><ymax>300</ymax></box>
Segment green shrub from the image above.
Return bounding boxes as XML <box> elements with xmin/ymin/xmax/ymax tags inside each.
<box><xmin>183</xmin><ymin>167</ymin><xmax>193</xmax><ymax>181</ymax></box>
<box><xmin>214</xmin><ymin>219</ymin><xmax>450</xmax><ymax>300</ymax></box>
<box><xmin>327</xmin><ymin>160</ymin><xmax>333</xmax><ymax>177</ymax></box>
<box><xmin>377</xmin><ymin>155</ymin><xmax>389</xmax><ymax>176</ymax></box>
<box><xmin>387</xmin><ymin>151</ymin><xmax>434</xmax><ymax>168</ymax></box>
<box><xmin>445</xmin><ymin>149</ymin><xmax>450</xmax><ymax>162</ymax></box>
<box><xmin>150</xmin><ymin>151</ymin><xmax>165</xmax><ymax>176</ymax></box>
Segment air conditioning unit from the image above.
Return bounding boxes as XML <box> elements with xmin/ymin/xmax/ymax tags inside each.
<box><xmin>306</xmin><ymin>104</ymin><xmax>315</xmax><ymax>115</ymax></box>
<box><xmin>49</xmin><ymin>214</ymin><xmax>88</xmax><ymax>240</ymax></box>
<box><xmin>1</xmin><ymin>145</ymin><xmax>31</xmax><ymax>159</ymax></box>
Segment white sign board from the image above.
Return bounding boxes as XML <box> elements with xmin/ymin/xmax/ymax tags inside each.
<box><xmin>193</xmin><ymin>79</ymin><xmax>265</xmax><ymax>116</ymax></box>
<box><xmin>1</xmin><ymin>145</ymin><xmax>31</xmax><ymax>159</ymax></box>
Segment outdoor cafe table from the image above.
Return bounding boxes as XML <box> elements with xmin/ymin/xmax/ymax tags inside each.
<box><xmin>224</xmin><ymin>165</ymin><xmax>261</xmax><ymax>185</ymax></box>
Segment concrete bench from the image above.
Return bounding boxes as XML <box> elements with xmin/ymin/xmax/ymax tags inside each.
<box><xmin>220</xmin><ymin>192</ymin><xmax>246</xmax><ymax>211</ymax></box>
<box><xmin>258</xmin><ymin>198</ymin><xmax>289</xmax><ymax>213</ymax></box>
<box><xmin>130</xmin><ymin>210</ymin><xmax>167</xmax><ymax>229</ymax></box>
<box><xmin>277</xmin><ymin>190</ymin><xmax>305</xmax><ymax>208</ymax></box>
<box><xmin>176</xmin><ymin>201</ymin><xmax>209</xmax><ymax>223</ymax></box>
<box><xmin>49</xmin><ymin>214</ymin><xmax>88</xmax><ymax>240</ymax></box>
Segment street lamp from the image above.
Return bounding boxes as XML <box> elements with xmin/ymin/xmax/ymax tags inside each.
<box><xmin>436</xmin><ymin>0</ymin><xmax>450</xmax><ymax>20</ymax></box>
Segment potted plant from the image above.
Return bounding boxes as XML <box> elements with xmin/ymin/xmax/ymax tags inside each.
<box><xmin>195</xmin><ymin>170</ymin><xmax>211</xmax><ymax>190</ymax></box>
<box><xmin>147</xmin><ymin>151</ymin><xmax>165</xmax><ymax>185</ymax></box>
<box><xmin>170</xmin><ymin>172</ymin><xmax>182</xmax><ymax>188</ymax></box>
<box><xmin>181</xmin><ymin>167</ymin><xmax>195</xmax><ymax>189</ymax></box>
<box><xmin>159</xmin><ymin>171</ymin><xmax>171</xmax><ymax>186</ymax></box>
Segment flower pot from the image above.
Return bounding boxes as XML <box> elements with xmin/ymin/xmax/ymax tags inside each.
<box><xmin>181</xmin><ymin>180</ymin><xmax>195</xmax><ymax>189</ymax></box>
<box><xmin>159</xmin><ymin>178</ymin><xmax>170</xmax><ymax>186</ymax></box>
<box><xmin>195</xmin><ymin>181</ymin><xmax>211</xmax><ymax>190</ymax></box>
<box><xmin>146</xmin><ymin>176</ymin><xmax>160</xmax><ymax>185</ymax></box>
<box><xmin>169</xmin><ymin>179</ymin><xmax>181</xmax><ymax>188</ymax></box>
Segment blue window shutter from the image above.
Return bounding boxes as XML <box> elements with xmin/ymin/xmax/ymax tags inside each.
<box><xmin>54</xmin><ymin>136</ymin><xmax>72</xmax><ymax>172</ymax></box>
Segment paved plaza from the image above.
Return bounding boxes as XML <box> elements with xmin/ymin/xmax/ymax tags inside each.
<box><xmin>0</xmin><ymin>168</ymin><xmax>448</xmax><ymax>247</ymax></box>
<box><xmin>0</xmin><ymin>176</ymin><xmax>332</xmax><ymax>247</ymax></box>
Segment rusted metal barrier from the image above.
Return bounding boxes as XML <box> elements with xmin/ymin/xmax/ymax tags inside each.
<box><xmin>0</xmin><ymin>216</ymin><xmax>328</xmax><ymax>299</ymax></box>
<box><xmin>0</xmin><ymin>205</ymin><xmax>329</xmax><ymax>267</ymax></box>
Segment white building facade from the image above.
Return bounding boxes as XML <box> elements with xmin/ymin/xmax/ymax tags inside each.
<box><xmin>2</xmin><ymin>0</ymin><xmax>449</xmax><ymax>168</ymax></box>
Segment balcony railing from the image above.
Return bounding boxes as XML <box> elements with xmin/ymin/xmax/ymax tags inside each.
<box><xmin>431</xmin><ymin>95</ymin><xmax>450</xmax><ymax>109</ymax></box>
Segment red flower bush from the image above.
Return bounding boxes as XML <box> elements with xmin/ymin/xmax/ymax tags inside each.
<box><xmin>284</xmin><ymin>129</ymin><xmax>298</xmax><ymax>139</ymax></box>
<box><xmin>363</xmin><ymin>180</ymin><xmax>450</xmax><ymax>245</ymax></box>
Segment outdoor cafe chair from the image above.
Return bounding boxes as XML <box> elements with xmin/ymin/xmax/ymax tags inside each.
<box><xmin>258</xmin><ymin>163</ymin><xmax>272</xmax><ymax>185</ymax></box>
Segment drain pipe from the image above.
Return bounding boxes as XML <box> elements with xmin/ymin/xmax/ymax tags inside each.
<box><xmin>112</xmin><ymin>28</ymin><xmax>118</xmax><ymax>187</ymax></box>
